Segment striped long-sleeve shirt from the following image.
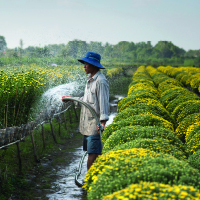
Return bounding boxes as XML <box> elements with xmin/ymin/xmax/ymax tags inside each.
<box><xmin>79</xmin><ymin>71</ymin><xmax>109</xmax><ymax>135</ymax></box>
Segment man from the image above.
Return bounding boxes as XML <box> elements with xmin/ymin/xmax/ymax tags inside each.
<box><xmin>62</xmin><ymin>52</ymin><xmax>109</xmax><ymax>170</ymax></box>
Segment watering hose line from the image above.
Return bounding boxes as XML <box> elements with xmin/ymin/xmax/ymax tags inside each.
<box><xmin>63</xmin><ymin>97</ymin><xmax>104</xmax><ymax>187</ymax></box>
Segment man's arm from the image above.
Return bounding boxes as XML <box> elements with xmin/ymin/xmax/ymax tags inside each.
<box><xmin>96</xmin><ymin>79</ymin><xmax>109</xmax><ymax>133</ymax></box>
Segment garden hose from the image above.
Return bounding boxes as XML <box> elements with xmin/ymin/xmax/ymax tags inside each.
<box><xmin>63</xmin><ymin>97</ymin><xmax>103</xmax><ymax>187</ymax></box>
<box><xmin>75</xmin><ymin>151</ymin><xmax>88</xmax><ymax>187</ymax></box>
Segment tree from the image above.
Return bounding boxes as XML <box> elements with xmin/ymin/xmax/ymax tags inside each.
<box><xmin>88</xmin><ymin>41</ymin><xmax>104</xmax><ymax>55</ymax></box>
<box><xmin>47</xmin><ymin>43</ymin><xmax>65</xmax><ymax>56</ymax></box>
<box><xmin>103</xmin><ymin>42</ymin><xmax>113</xmax><ymax>58</ymax></box>
<box><xmin>64</xmin><ymin>39</ymin><xmax>88</xmax><ymax>58</ymax></box>
<box><xmin>153</xmin><ymin>41</ymin><xmax>185</xmax><ymax>59</ymax></box>
<box><xmin>19</xmin><ymin>39</ymin><xmax>24</xmax><ymax>56</ymax></box>
<box><xmin>112</xmin><ymin>41</ymin><xmax>135</xmax><ymax>58</ymax></box>
<box><xmin>5</xmin><ymin>49</ymin><xmax>18</xmax><ymax>57</ymax></box>
<box><xmin>0</xmin><ymin>36</ymin><xmax>7</xmax><ymax>52</ymax></box>
<box><xmin>185</xmin><ymin>50</ymin><xmax>200</xmax><ymax>58</ymax></box>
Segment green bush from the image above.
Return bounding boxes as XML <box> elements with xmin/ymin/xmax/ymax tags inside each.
<box><xmin>180</xmin><ymin>73</ymin><xmax>193</xmax><ymax>86</ymax></box>
<box><xmin>102</xmin><ymin>181</ymin><xmax>200</xmax><ymax>200</ymax></box>
<box><xmin>102</xmin><ymin>114</ymin><xmax>174</xmax><ymax>142</ymax></box>
<box><xmin>159</xmin><ymin>87</ymin><xmax>190</xmax><ymax>107</ymax></box>
<box><xmin>87</xmin><ymin>151</ymin><xmax>200</xmax><ymax>200</ymax></box>
<box><xmin>117</xmin><ymin>94</ymin><xmax>159</xmax><ymax>112</ymax></box>
<box><xmin>166</xmin><ymin>94</ymin><xmax>200</xmax><ymax>114</ymax></box>
<box><xmin>127</xmin><ymin>89</ymin><xmax>159</xmax><ymax>98</ymax></box>
<box><xmin>186</xmin><ymin>130</ymin><xmax>200</xmax><ymax>154</ymax></box>
<box><xmin>109</xmin><ymin>137</ymin><xmax>187</xmax><ymax>160</ymax></box>
<box><xmin>128</xmin><ymin>79</ymin><xmax>155</xmax><ymax>89</ymax></box>
<box><xmin>113</xmin><ymin>107</ymin><xmax>172</xmax><ymax>124</ymax></box>
<box><xmin>158</xmin><ymin>84</ymin><xmax>178</xmax><ymax>95</ymax></box>
<box><xmin>158</xmin><ymin>79</ymin><xmax>183</xmax><ymax>92</ymax></box>
<box><xmin>186</xmin><ymin>124</ymin><xmax>200</xmax><ymax>143</ymax></box>
<box><xmin>188</xmin><ymin>149</ymin><xmax>200</xmax><ymax>170</ymax></box>
<box><xmin>190</xmin><ymin>76</ymin><xmax>200</xmax><ymax>90</ymax></box>
<box><xmin>117</xmin><ymin>98</ymin><xmax>163</xmax><ymax>112</ymax></box>
<box><xmin>172</xmin><ymin>100</ymin><xmax>200</xmax><ymax>123</ymax></box>
<box><xmin>177</xmin><ymin>103</ymin><xmax>200</xmax><ymax>123</ymax></box>
<box><xmin>151</xmin><ymin>74</ymin><xmax>169</xmax><ymax>87</ymax></box>
<box><xmin>103</xmin><ymin>125</ymin><xmax>184</xmax><ymax>153</ymax></box>
<box><xmin>175</xmin><ymin>113</ymin><xmax>200</xmax><ymax>141</ymax></box>
<box><xmin>115</xmin><ymin>103</ymin><xmax>173</xmax><ymax>123</ymax></box>
<box><xmin>175</xmin><ymin>71</ymin><xmax>188</xmax><ymax>81</ymax></box>
<box><xmin>83</xmin><ymin>148</ymin><xmax>152</xmax><ymax>193</ymax></box>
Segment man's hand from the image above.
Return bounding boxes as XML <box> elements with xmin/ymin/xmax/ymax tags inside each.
<box><xmin>62</xmin><ymin>95</ymin><xmax>73</xmax><ymax>102</ymax></box>
<box><xmin>97</xmin><ymin>122</ymin><xmax>106</xmax><ymax>134</ymax></box>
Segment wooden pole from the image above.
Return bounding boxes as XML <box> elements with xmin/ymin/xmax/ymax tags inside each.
<box><xmin>58</xmin><ymin>115</ymin><xmax>61</xmax><ymax>136</ymax></box>
<box><xmin>63</xmin><ymin>113</ymin><xmax>67</xmax><ymax>129</ymax></box>
<box><xmin>69</xmin><ymin>107</ymin><xmax>72</xmax><ymax>124</ymax></box>
<box><xmin>31</xmin><ymin>132</ymin><xmax>39</xmax><ymax>162</ymax></box>
<box><xmin>50</xmin><ymin>120</ymin><xmax>57</xmax><ymax>143</ymax></box>
<box><xmin>41</xmin><ymin>124</ymin><xmax>45</xmax><ymax>149</ymax></box>
<box><xmin>16</xmin><ymin>142</ymin><xmax>22</xmax><ymax>173</ymax></box>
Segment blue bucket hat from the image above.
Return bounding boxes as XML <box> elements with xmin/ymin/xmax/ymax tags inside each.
<box><xmin>78</xmin><ymin>52</ymin><xmax>105</xmax><ymax>69</ymax></box>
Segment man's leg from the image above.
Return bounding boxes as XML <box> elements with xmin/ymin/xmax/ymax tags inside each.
<box><xmin>87</xmin><ymin>153</ymin><xmax>101</xmax><ymax>170</ymax></box>
<box><xmin>86</xmin><ymin>135</ymin><xmax>102</xmax><ymax>170</ymax></box>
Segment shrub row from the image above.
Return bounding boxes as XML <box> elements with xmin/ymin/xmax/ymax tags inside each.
<box><xmin>84</xmin><ymin>149</ymin><xmax>200</xmax><ymax>200</ymax></box>
<box><xmin>149</xmin><ymin>66</ymin><xmax>200</xmax><ymax>155</ymax></box>
<box><xmin>158</xmin><ymin>65</ymin><xmax>200</xmax><ymax>93</ymax></box>
<box><xmin>83</xmin><ymin>65</ymin><xmax>198</xmax><ymax>199</ymax></box>
<box><xmin>102</xmin><ymin>181</ymin><xmax>200</xmax><ymax>200</ymax></box>
<box><xmin>103</xmin><ymin>125</ymin><xmax>184</xmax><ymax>153</ymax></box>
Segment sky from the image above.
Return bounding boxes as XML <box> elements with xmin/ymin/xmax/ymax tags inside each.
<box><xmin>0</xmin><ymin>0</ymin><xmax>200</xmax><ymax>51</ymax></box>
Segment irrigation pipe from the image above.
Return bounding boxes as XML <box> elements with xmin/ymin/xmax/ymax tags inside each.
<box><xmin>63</xmin><ymin>97</ymin><xmax>103</xmax><ymax>187</ymax></box>
<box><xmin>0</xmin><ymin>136</ymin><xmax>26</xmax><ymax>149</ymax></box>
<box><xmin>75</xmin><ymin>151</ymin><xmax>88</xmax><ymax>187</ymax></box>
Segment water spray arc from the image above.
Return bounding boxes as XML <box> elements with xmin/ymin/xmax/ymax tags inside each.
<box><xmin>63</xmin><ymin>97</ymin><xmax>104</xmax><ymax>187</ymax></box>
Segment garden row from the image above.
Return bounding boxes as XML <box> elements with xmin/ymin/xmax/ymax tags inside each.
<box><xmin>83</xmin><ymin>65</ymin><xmax>200</xmax><ymax>200</ymax></box>
<box><xmin>157</xmin><ymin>65</ymin><xmax>200</xmax><ymax>94</ymax></box>
<box><xmin>0</xmin><ymin>64</ymin><xmax>85</xmax><ymax>128</ymax></box>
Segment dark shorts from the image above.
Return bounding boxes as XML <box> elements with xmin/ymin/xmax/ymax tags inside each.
<box><xmin>83</xmin><ymin>135</ymin><xmax>102</xmax><ymax>154</ymax></box>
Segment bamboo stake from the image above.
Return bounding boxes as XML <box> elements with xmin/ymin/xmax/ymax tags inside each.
<box><xmin>31</xmin><ymin>132</ymin><xmax>38</xmax><ymax>162</ymax></box>
<box><xmin>16</xmin><ymin>142</ymin><xmax>22</xmax><ymax>173</ymax></box>
<box><xmin>3</xmin><ymin>105</ymin><xmax>6</xmax><ymax>129</ymax></box>
<box><xmin>58</xmin><ymin>115</ymin><xmax>61</xmax><ymax>136</ymax></box>
<box><xmin>50</xmin><ymin>120</ymin><xmax>57</xmax><ymax>143</ymax></box>
<box><xmin>41</xmin><ymin>124</ymin><xmax>45</xmax><ymax>149</ymax></box>
<box><xmin>69</xmin><ymin>107</ymin><xmax>72</xmax><ymax>124</ymax></box>
<box><xmin>63</xmin><ymin>112</ymin><xmax>67</xmax><ymax>129</ymax></box>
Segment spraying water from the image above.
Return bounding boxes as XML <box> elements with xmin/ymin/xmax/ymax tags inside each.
<box><xmin>32</xmin><ymin>79</ymin><xmax>85</xmax><ymax>120</ymax></box>
<box><xmin>41</xmin><ymin>82</ymin><xmax>78</xmax><ymax>113</ymax></box>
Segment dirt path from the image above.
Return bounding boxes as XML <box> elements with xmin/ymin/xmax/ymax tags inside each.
<box><xmin>15</xmin><ymin>133</ymin><xmax>87</xmax><ymax>200</ymax></box>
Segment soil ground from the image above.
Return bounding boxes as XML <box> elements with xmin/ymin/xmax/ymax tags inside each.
<box><xmin>13</xmin><ymin>132</ymin><xmax>87</xmax><ymax>200</ymax></box>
